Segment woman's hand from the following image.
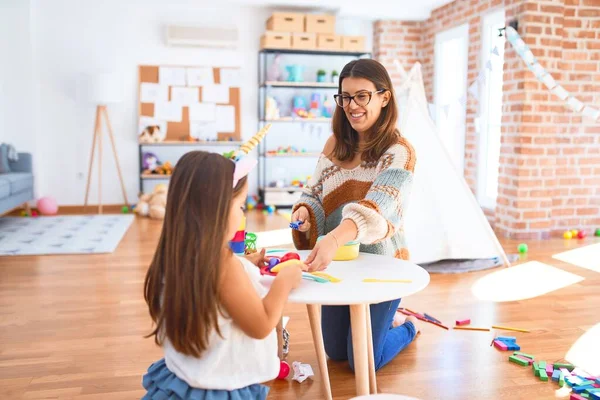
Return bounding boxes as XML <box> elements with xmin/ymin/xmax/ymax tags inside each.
<box><xmin>244</xmin><ymin>248</ymin><xmax>268</xmax><ymax>268</ymax></box>
<box><xmin>305</xmin><ymin>234</ymin><xmax>338</xmax><ymax>271</ymax></box>
<box><xmin>291</xmin><ymin>206</ymin><xmax>311</xmax><ymax>233</ymax></box>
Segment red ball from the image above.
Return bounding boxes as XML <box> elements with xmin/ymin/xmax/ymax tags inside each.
<box><xmin>277</xmin><ymin>360</ymin><xmax>290</xmax><ymax>380</ymax></box>
<box><xmin>31</xmin><ymin>210</ymin><xmax>39</xmax><ymax>217</ymax></box>
<box><xmin>577</xmin><ymin>230</ymin><xmax>586</xmax><ymax>239</ymax></box>
<box><xmin>280</xmin><ymin>252</ymin><xmax>300</xmax><ymax>263</ymax></box>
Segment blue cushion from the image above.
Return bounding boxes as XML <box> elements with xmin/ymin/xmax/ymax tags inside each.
<box><xmin>0</xmin><ymin>144</ymin><xmax>10</xmax><ymax>173</ymax></box>
<box><xmin>1</xmin><ymin>173</ymin><xmax>33</xmax><ymax>195</ymax></box>
<box><xmin>0</xmin><ymin>178</ymin><xmax>9</xmax><ymax>200</ymax></box>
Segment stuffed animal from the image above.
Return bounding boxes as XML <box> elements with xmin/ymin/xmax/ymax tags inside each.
<box><xmin>135</xmin><ymin>184</ymin><xmax>168</xmax><ymax>220</ymax></box>
<box><xmin>139</xmin><ymin>125</ymin><xmax>165</xmax><ymax>143</ymax></box>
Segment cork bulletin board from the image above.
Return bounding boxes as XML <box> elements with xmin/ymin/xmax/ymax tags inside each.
<box><xmin>138</xmin><ymin>65</ymin><xmax>241</xmax><ymax>141</ymax></box>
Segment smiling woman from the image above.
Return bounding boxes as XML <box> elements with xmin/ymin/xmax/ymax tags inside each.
<box><xmin>290</xmin><ymin>59</ymin><xmax>419</xmax><ymax>372</ymax></box>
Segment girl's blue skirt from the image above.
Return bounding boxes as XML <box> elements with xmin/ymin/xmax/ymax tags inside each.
<box><xmin>142</xmin><ymin>358</ymin><xmax>269</xmax><ymax>400</ymax></box>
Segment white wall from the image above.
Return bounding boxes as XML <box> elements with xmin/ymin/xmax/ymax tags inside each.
<box><xmin>0</xmin><ymin>0</ymin><xmax>36</xmax><ymax>154</ymax></box>
<box><xmin>17</xmin><ymin>0</ymin><xmax>372</xmax><ymax>205</ymax></box>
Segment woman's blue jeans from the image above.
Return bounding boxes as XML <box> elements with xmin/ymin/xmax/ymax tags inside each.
<box><xmin>321</xmin><ymin>298</ymin><xmax>417</xmax><ymax>371</ymax></box>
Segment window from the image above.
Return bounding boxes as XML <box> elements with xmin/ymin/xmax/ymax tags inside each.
<box><xmin>477</xmin><ymin>9</ymin><xmax>506</xmax><ymax>209</ymax></box>
<box><xmin>434</xmin><ymin>23</ymin><xmax>469</xmax><ymax>173</ymax></box>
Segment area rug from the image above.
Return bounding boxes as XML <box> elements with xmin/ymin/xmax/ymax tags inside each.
<box><xmin>420</xmin><ymin>254</ymin><xmax>519</xmax><ymax>274</ymax></box>
<box><xmin>0</xmin><ymin>214</ymin><xmax>134</xmax><ymax>256</ymax></box>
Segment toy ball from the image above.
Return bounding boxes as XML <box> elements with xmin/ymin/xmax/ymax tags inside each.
<box><xmin>571</xmin><ymin>229</ymin><xmax>578</xmax><ymax>237</ymax></box>
<box><xmin>266</xmin><ymin>205</ymin><xmax>276</xmax><ymax>214</ymax></box>
<box><xmin>20</xmin><ymin>210</ymin><xmax>28</xmax><ymax>217</ymax></box>
<box><xmin>262</xmin><ymin>210</ymin><xmax>269</xmax><ymax>215</ymax></box>
<box><xmin>517</xmin><ymin>243</ymin><xmax>528</xmax><ymax>254</ymax></box>
<box><xmin>121</xmin><ymin>206</ymin><xmax>130</xmax><ymax>214</ymax></box>
<box><xmin>268</xmin><ymin>257</ymin><xmax>280</xmax><ymax>269</ymax></box>
<box><xmin>595</xmin><ymin>228</ymin><xmax>600</xmax><ymax>237</ymax></box>
<box><xmin>246</xmin><ymin>203</ymin><xmax>255</xmax><ymax>211</ymax></box>
<box><xmin>577</xmin><ymin>230</ymin><xmax>586</xmax><ymax>239</ymax></box>
<box><xmin>277</xmin><ymin>360</ymin><xmax>290</xmax><ymax>380</ymax></box>
<box><xmin>31</xmin><ymin>210</ymin><xmax>39</xmax><ymax>217</ymax></box>
<box><xmin>37</xmin><ymin>196</ymin><xmax>59</xmax><ymax>215</ymax></box>
<box><xmin>563</xmin><ymin>231</ymin><xmax>573</xmax><ymax>239</ymax></box>
<box><xmin>280</xmin><ymin>252</ymin><xmax>301</xmax><ymax>263</ymax></box>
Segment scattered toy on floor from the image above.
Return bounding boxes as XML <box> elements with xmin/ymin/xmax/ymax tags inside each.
<box><xmin>277</xmin><ymin>360</ymin><xmax>290</xmax><ymax>380</ymax></box>
<box><xmin>291</xmin><ymin>361</ymin><xmax>314</xmax><ymax>383</ymax></box>
<box><xmin>564</xmin><ymin>231</ymin><xmax>573</xmax><ymax>239</ymax></box>
<box><xmin>518</xmin><ymin>243</ymin><xmax>528</xmax><ymax>254</ymax></box>
<box><xmin>135</xmin><ymin>184</ymin><xmax>167</xmax><ymax>220</ymax></box>
<box><xmin>456</xmin><ymin>319</ymin><xmax>471</xmax><ymax>326</ymax></box>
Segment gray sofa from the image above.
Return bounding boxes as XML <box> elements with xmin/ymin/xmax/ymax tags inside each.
<box><xmin>0</xmin><ymin>153</ymin><xmax>34</xmax><ymax>215</ymax></box>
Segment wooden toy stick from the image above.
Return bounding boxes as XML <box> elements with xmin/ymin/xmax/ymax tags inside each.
<box><xmin>492</xmin><ymin>325</ymin><xmax>530</xmax><ymax>333</ymax></box>
<box><xmin>453</xmin><ymin>326</ymin><xmax>491</xmax><ymax>332</ymax></box>
<box><xmin>363</xmin><ymin>279</ymin><xmax>412</xmax><ymax>283</ymax></box>
<box><xmin>426</xmin><ymin>320</ymin><xmax>449</xmax><ymax>330</ymax></box>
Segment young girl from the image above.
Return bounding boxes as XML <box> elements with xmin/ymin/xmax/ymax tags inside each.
<box><xmin>142</xmin><ymin>151</ymin><xmax>302</xmax><ymax>399</ymax></box>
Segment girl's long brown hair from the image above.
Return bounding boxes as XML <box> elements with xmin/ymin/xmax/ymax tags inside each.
<box><xmin>144</xmin><ymin>151</ymin><xmax>247</xmax><ymax>357</ymax></box>
<box><xmin>331</xmin><ymin>58</ymin><xmax>400</xmax><ymax>162</ymax></box>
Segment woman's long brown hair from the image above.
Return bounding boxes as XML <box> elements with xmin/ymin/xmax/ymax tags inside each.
<box><xmin>331</xmin><ymin>58</ymin><xmax>400</xmax><ymax>162</ymax></box>
<box><xmin>144</xmin><ymin>151</ymin><xmax>247</xmax><ymax>357</ymax></box>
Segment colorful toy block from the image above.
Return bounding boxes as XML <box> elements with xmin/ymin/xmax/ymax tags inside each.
<box><xmin>514</xmin><ymin>351</ymin><xmax>534</xmax><ymax>360</ymax></box>
<box><xmin>229</xmin><ymin>240</ymin><xmax>245</xmax><ymax>254</ymax></box>
<box><xmin>574</xmin><ymin>386</ymin><xmax>594</xmax><ymax>394</ymax></box>
<box><xmin>232</xmin><ymin>230</ymin><xmax>245</xmax><ymax>242</ymax></box>
<box><xmin>508</xmin><ymin>344</ymin><xmax>521</xmax><ymax>351</ymax></box>
<box><xmin>555</xmin><ymin>362</ymin><xmax>576</xmax><ymax>371</ymax></box>
<box><xmin>540</xmin><ymin>369</ymin><xmax>549</xmax><ymax>382</ymax></box>
<box><xmin>590</xmin><ymin>392</ymin><xmax>600</xmax><ymax>400</ymax></box>
<box><xmin>560</xmin><ymin>372</ymin><xmax>566</xmax><ymax>387</ymax></box>
<box><xmin>494</xmin><ymin>340</ymin><xmax>508</xmax><ymax>351</ymax></box>
<box><xmin>456</xmin><ymin>319</ymin><xmax>471</xmax><ymax>326</ymax></box>
<box><xmin>553</xmin><ymin>370</ymin><xmax>561</xmax><ymax>382</ymax></box>
<box><xmin>539</xmin><ymin>361</ymin><xmax>547</xmax><ymax>369</ymax></box>
<box><xmin>571</xmin><ymin>394</ymin><xmax>587</xmax><ymax>400</ymax></box>
<box><xmin>547</xmin><ymin>364</ymin><xmax>554</xmax><ymax>376</ymax></box>
<box><xmin>509</xmin><ymin>355</ymin><xmax>529</xmax><ymax>366</ymax></box>
<box><xmin>497</xmin><ymin>336</ymin><xmax>516</xmax><ymax>342</ymax></box>
<box><xmin>513</xmin><ymin>355</ymin><xmax>533</xmax><ymax>365</ymax></box>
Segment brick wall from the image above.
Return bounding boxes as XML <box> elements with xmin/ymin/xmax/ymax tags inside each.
<box><xmin>373</xmin><ymin>20</ymin><xmax>423</xmax><ymax>85</ymax></box>
<box><xmin>372</xmin><ymin>0</ymin><xmax>600</xmax><ymax>239</ymax></box>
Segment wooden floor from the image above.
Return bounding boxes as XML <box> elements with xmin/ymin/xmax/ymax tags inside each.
<box><xmin>1</xmin><ymin>211</ymin><xmax>599</xmax><ymax>400</ymax></box>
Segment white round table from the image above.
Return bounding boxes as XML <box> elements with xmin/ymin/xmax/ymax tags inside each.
<box><xmin>260</xmin><ymin>251</ymin><xmax>430</xmax><ymax>399</ymax></box>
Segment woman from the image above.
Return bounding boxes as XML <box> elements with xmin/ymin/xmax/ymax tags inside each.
<box><xmin>291</xmin><ymin>59</ymin><xmax>419</xmax><ymax>371</ymax></box>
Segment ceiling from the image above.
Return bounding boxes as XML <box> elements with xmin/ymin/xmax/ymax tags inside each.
<box><xmin>221</xmin><ymin>0</ymin><xmax>455</xmax><ymax>20</ymax></box>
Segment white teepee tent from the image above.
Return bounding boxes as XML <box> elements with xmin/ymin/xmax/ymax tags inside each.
<box><xmin>396</xmin><ymin>62</ymin><xmax>510</xmax><ymax>266</ymax></box>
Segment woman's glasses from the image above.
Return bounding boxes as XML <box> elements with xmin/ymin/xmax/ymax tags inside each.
<box><xmin>333</xmin><ymin>89</ymin><xmax>386</xmax><ymax>108</ymax></box>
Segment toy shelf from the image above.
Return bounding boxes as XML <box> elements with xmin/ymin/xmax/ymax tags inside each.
<box><xmin>140</xmin><ymin>174</ymin><xmax>171</xmax><ymax>180</ymax></box>
<box><xmin>261</xmin><ymin>117</ymin><xmax>332</xmax><ymax>123</ymax></box>
<box><xmin>262</xmin><ymin>152</ymin><xmax>320</xmax><ymax>158</ymax></box>
<box><xmin>257</xmin><ymin>48</ymin><xmax>371</xmax><ymax>207</ymax></box>
<box><xmin>139</xmin><ymin>140</ymin><xmax>243</xmax><ymax>146</ymax></box>
<box><xmin>259</xmin><ymin>48</ymin><xmax>371</xmax><ymax>57</ymax></box>
<box><xmin>261</xmin><ymin>81</ymin><xmax>338</xmax><ymax>89</ymax></box>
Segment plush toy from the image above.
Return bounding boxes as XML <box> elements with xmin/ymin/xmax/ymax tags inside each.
<box><xmin>139</xmin><ymin>125</ymin><xmax>165</xmax><ymax>143</ymax></box>
<box><xmin>135</xmin><ymin>184</ymin><xmax>168</xmax><ymax>220</ymax></box>
<box><xmin>142</xmin><ymin>152</ymin><xmax>160</xmax><ymax>171</ymax></box>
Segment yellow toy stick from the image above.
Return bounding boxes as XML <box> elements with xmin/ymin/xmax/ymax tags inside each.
<box><xmin>310</xmin><ymin>272</ymin><xmax>342</xmax><ymax>283</ymax></box>
<box><xmin>239</xmin><ymin>124</ymin><xmax>272</xmax><ymax>155</ymax></box>
<box><xmin>453</xmin><ymin>326</ymin><xmax>491</xmax><ymax>332</ymax></box>
<box><xmin>362</xmin><ymin>278</ymin><xmax>412</xmax><ymax>283</ymax></box>
<box><xmin>492</xmin><ymin>325</ymin><xmax>530</xmax><ymax>333</ymax></box>
<box><xmin>270</xmin><ymin>259</ymin><xmax>306</xmax><ymax>273</ymax></box>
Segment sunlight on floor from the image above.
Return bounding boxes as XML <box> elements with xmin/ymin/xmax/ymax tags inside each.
<box><xmin>552</xmin><ymin>243</ymin><xmax>600</xmax><ymax>273</ymax></box>
<box><xmin>471</xmin><ymin>261</ymin><xmax>584</xmax><ymax>302</ymax></box>
<box><xmin>566</xmin><ymin>322</ymin><xmax>600</xmax><ymax>376</ymax></box>
<box><xmin>255</xmin><ymin>228</ymin><xmax>293</xmax><ymax>248</ymax></box>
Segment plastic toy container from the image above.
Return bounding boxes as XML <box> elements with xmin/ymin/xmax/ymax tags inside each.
<box><xmin>317</xmin><ymin>235</ymin><xmax>359</xmax><ymax>261</ymax></box>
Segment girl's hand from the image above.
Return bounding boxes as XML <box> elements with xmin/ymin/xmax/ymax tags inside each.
<box><xmin>305</xmin><ymin>234</ymin><xmax>338</xmax><ymax>272</ymax></box>
<box><xmin>291</xmin><ymin>206</ymin><xmax>311</xmax><ymax>233</ymax></box>
<box><xmin>244</xmin><ymin>248</ymin><xmax>268</xmax><ymax>268</ymax></box>
<box><xmin>275</xmin><ymin>263</ymin><xmax>303</xmax><ymax>289</ymax></box>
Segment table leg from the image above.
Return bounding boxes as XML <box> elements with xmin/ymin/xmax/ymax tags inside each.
<box><xmin>350</xmin><ymin>304</ymin><xmax>369</xmax><ymax>396</ymax></box>
<box><xmin>366</xmin><ymin>305</ymin><xmax>377</xmax><ymax>394</ymax></box>
<box><xmin>307</xmin><ymin>304</ymin><xmax>332</xmax><ymax>400</ymax></box>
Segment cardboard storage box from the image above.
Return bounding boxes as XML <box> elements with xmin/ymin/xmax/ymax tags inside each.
<box><xmin>291</xmin><ymin>33</ymin><xmax>317</xmax><ymax>50</ymax></box>
<box><xmin>260</xmin><ymin>32</ymin><xmax>291</xmax><ymax>49</ymax></box>
<box><xmin>266</xmin><ymin>12</ymin><xmax>305</xmax><ymax>33</ymax></box>
<box><xmin>341</xmin><ymin>36</ymin><xmax>366</xmax><ymax>52</ymax></box>
<box><xmin>305</xmin><ymin>14</ymin><xmax>335</xmax><ymax>34</ymax></box>
<box><xmin>317</xmin><ymin>34</ymin><xmax>342</xmax><ymax>50</ymax></box>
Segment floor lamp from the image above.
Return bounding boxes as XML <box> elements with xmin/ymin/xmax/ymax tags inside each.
<box><xmin>82</xmin><ymin>73</ymin><xmax>128</xmax><ymax>214</ymax></box>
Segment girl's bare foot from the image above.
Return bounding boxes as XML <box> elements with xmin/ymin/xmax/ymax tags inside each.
<box><xmin>392</xmin><ymin>311</ymin><xmax>407</xmax><ymax>328</ymax></box>
<box><xmin>405</xmin><ymin>315</ymin><xmax>421</xmax><ymax>335</ymax></box>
